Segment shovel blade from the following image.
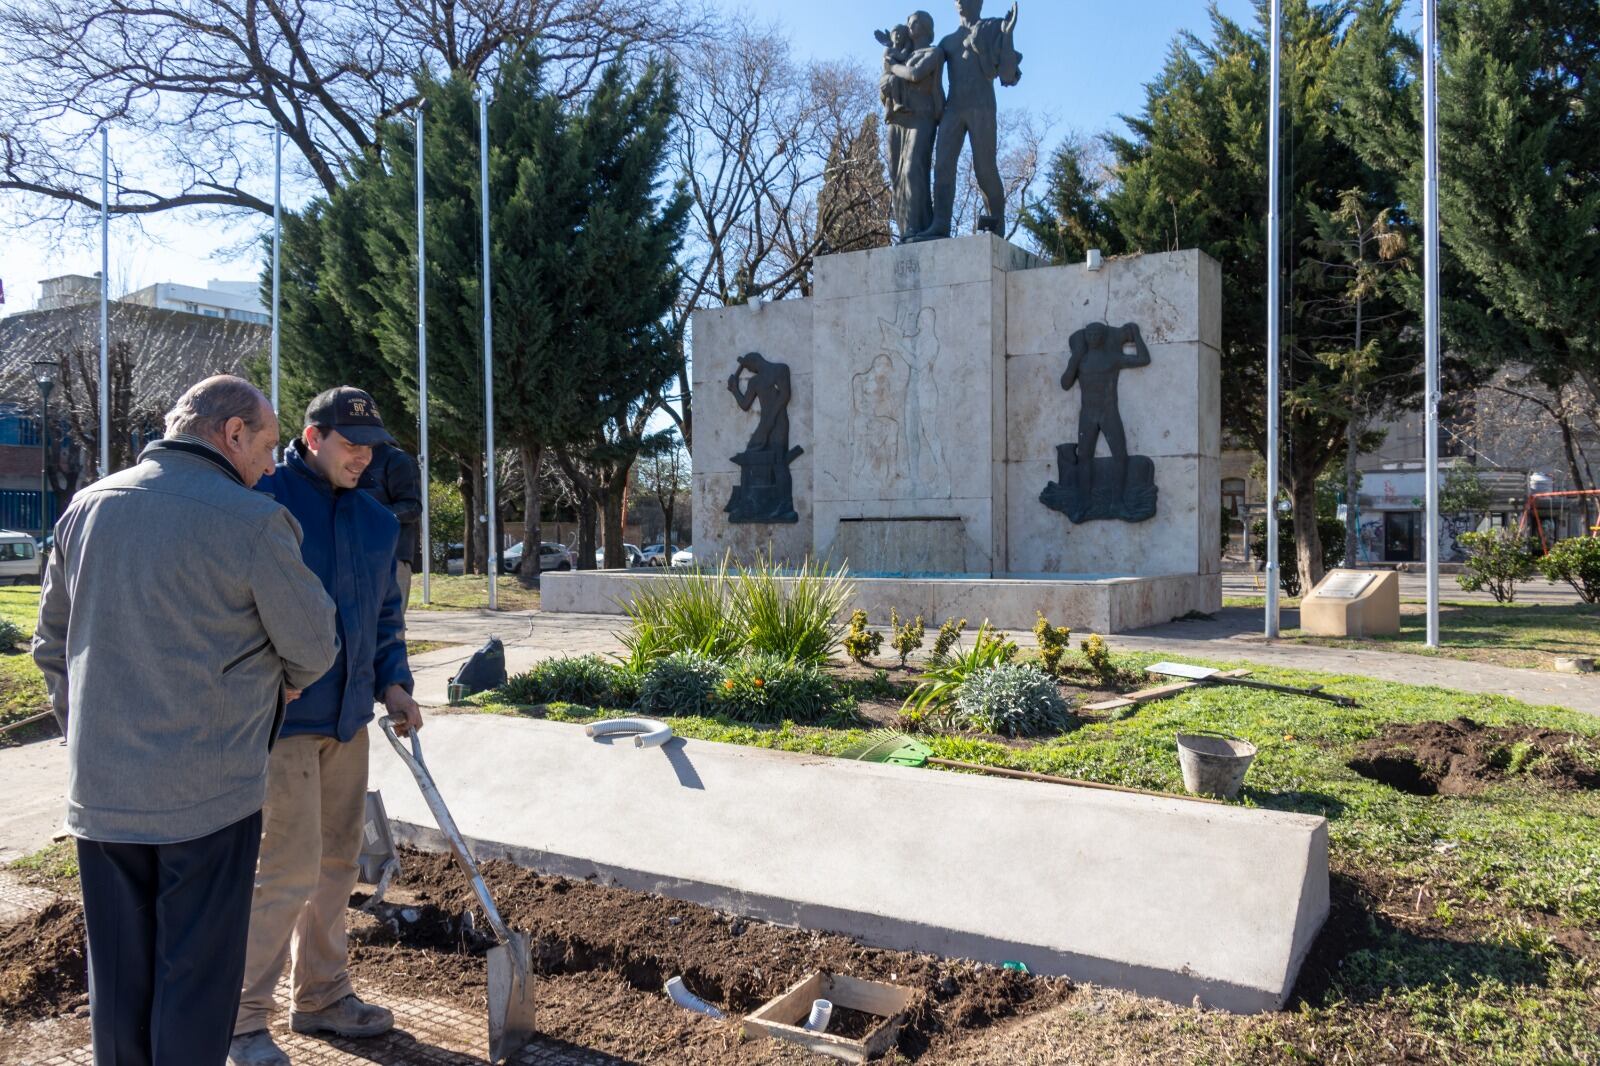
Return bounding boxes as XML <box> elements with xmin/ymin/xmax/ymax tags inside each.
<box><xmin>487</xmin><ymin>933</ymin><xmax>537</xmax><ymax>1064</ymax></box>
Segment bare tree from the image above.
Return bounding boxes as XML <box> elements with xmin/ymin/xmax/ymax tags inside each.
<box><xmin>666</xmin><ymin>21</ymin><xmax>882</xmax><ymax>452</ymax></box>
<box><xmin>635</xmin><ymin>432</ymin><xmax>690</xmax><ymax>547</ymax></box>
<box><xmin>0</xmin><ymin>0</ymin><xmax>705</xmax><ymax>229</ymax></box>
<box><xmin>0</xmin><ymin>301</ymin><xmax>267</xmax><ymax>504</ymax></box>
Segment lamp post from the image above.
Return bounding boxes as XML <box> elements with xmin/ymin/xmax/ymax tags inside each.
<box><xmin>32</xmin><ymin>359</ymin><xmax>57</xmax><ymax>539</ymax></box>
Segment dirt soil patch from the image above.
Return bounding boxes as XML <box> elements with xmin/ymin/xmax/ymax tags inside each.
<box><xmin>0</xmin><ymin>898</ymin><xmax>87</xmax><ymax>1023</ymax></box>
<box><xmin>349</xmin><ymin>848</ymin><xmax>1068</xmax><ymax>1061</ymax></box>
<box><xmin>1348</xmin><ymin>716</ymin><xmax>1600</xmax><ymax>796</ymax></box>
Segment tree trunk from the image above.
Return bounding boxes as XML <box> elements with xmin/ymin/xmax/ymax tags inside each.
<box><xmin>519</xmin><ymin>441</ymin><xmax>542</xmax><ymax>589</ymax></box>
<box><xmin>467</xmin><ymin>456</ymin><xmax>488</xmax><ymax>576</ymax></box>
<box><xmin>578</xmin><ymin>494</ymin><xmax>598</xmax><ymax>569</ymax></box>
<box><xmin>1344</xmin><ymin>413</ymin><xmax>1362</xmax><ymax>566</ymax></box>
<box><xmin>1290</xmin><ymin>476</ymin><xmax>1325</xmax><ymax>593</ymax></box>
<box><xmin>662</xmin><ymin>497</ymin><xmax>676</xmax><ymax>552</ymax></box>
<box><xmin>459</xmin><ymin>461</ymin><xmax>478</xmax><ymax>576</ymax></box>
<box><xmin>603</xmin><ymin>472</ymin><xmax>629</xmax><ymax>569</ymax></box>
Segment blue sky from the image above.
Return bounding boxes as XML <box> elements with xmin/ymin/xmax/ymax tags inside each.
<box><xmin>2</xmin><ymin>0</ymin><xmax>1260</xmax><ymax>313</ymax></box>
<box><xmin>768</xmin><ymin>0</ymin><xmax>1260</xmax><ymax>136</ymax></box>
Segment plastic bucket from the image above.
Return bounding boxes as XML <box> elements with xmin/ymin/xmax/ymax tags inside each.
<box><xmin>1176</xmin><ymin>731</ymin><xmax>1257</xmax><ymax>799</ymax></box>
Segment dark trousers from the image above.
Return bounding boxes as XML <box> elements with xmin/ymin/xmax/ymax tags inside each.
<box><xmin>76</xmin><ymin>811</ymin><xmax>263</xmax><ymax>1066</ymax></box>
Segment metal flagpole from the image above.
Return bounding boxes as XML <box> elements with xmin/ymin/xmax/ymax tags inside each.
<box><xmin>416</xmin><ymin>102</ymin><xmax>432</xmax><ymax>606</ymax></box>
<box><xmin>1422</xmin><ymin>0</ymin><xmax>1442</xmax><ymax>647</ymax></box>
<box><xmin>271</xmin><ymin>128</ymin><xmax>282</xmax><ymax>424</ymax></box>
<box><xmin>477</xmin><ymin>86</ymin><xmax>499</xmax><ymax>610</ymax></box>
<box><xmin>98</xmin><ymin>128</ymin><xmax>110</xmax><ymax>477</ymax></box>
<box><xmin>1264</xmin><ymin>0</ymin><xmax>1283</xmax><ymax>638</ymax></box>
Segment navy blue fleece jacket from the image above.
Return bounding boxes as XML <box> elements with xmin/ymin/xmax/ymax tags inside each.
<box><xmin>258</xmin><ymin>439</ymin><xmax>412</xmax><ymax>741</ymax></box>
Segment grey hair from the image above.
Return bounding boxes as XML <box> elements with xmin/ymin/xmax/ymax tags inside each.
<box><xmin>164</xmin><ymin>375</ymin><xmax>271</xmax><ymax>439</ymax></box>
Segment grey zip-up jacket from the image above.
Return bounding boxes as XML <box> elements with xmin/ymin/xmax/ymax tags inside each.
<box><xmin>32</xmin><ymin>442</ymin><xmax>339</xmax><ymax>844</ymax></box>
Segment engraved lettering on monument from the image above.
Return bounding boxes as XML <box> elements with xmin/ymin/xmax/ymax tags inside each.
<box><xmin>1040</xmin><ymin>322</ymin><xmax>1159</xmax><ymax>523</ymax></box>
<box><xmin>726</xmin><ymin>352</ymin><xmax>803</xmax><ymax>524</ymax></box>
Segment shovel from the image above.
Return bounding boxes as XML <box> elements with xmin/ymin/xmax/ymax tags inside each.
<box><xmin>379</xmin><ymin>717</ymin><xmax>536</xmax><ymax>1063</ymax></box>
<box><xmin>1145</xmin><ymin>661</ymin><xmax>1358</xmax><ymax>707</ymax></box>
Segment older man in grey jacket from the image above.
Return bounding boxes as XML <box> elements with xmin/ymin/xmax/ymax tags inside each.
<box><xmin>33</xmin><ymin>375</ymin><xmax>338</xmax><ymax>1066</ymax></box>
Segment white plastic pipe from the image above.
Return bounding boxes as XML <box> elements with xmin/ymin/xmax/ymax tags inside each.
<box><xmin>804</xmin><ymin>999</ymin><xmax>834</xmax><ymax>1033</ymax></box>
<box><xmin>585</xmin><ymin>718</ymin><xmax>674</xmax><ymax>749</ymax></box>
<box><xmin>664</xmin><ymin>976</ymin><xmax>724</xmax><ymax>1019</ymax></box>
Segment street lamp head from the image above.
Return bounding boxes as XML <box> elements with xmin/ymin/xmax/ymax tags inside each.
<box><xmin>31</xmin><ymin>358</ymin><xmax>57</xmax><ymax>398</ymax></box>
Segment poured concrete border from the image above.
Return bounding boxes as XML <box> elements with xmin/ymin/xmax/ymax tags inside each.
<box><xmin>540</xmin><ymin>569</ymin><xmax>1221</xmax><ymax>633</ymax></box>
<box><xmin>370</xmin><ymin>714</ymin><xmax>1328</xmax><ymax>1013</ymax></box>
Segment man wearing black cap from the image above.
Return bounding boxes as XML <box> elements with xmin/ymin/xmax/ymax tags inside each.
<box><xmin>230</xmin><ymin>387</ymin><xmax>422</xmax><ymax>1066</ymax></box>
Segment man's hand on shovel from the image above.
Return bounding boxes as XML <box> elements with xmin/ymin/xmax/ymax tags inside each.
<box><xmin>384</xmin><ymin>684</ymin><xmax>424</xmax><ymax>737</ymax></box>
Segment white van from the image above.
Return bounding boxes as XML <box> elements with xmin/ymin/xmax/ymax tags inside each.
<box><xmin>0</xmin><ymin>529</ymin><xmax>40</xmax><ymax>585</ymax></box>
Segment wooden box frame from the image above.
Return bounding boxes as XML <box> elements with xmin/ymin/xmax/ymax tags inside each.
<box><xmin>742</xmin><ymin>972</ymin><xmax>915</xmax><ymax>1063</ymax></box>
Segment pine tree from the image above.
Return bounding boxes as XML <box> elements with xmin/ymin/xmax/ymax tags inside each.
<box><xmin>817</xmin><ymin>114</ymin><xmax>891</xmax><ymax>256</ymax></box>
<box><xmin>1021</xmin><ymin>134</ymin><xmax>1124</xmax><ymax>264</ymax></box>
<box><xmin>1105</xmin><ymin>1</ymin><xmax>1425</xmax><ymax>588</ymax></box>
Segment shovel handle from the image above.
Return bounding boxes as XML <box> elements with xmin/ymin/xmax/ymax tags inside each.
<box><xmin>379</xmin><ymin>717</ymin><xmax>517</xmax><ymax>946</ymax></box>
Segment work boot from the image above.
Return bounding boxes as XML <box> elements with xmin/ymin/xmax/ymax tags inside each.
<box><xmin>290</xmin><ymin>993</ymin><xmax>394</xmax><ymax>1038</ymax></box>
<box><xmin>228</xmin><ymin>1030</ymin><xmax>290</xmax><ymax>1066</ymax></box>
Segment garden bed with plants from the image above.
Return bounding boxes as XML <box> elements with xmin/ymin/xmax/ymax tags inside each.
<box><xmin>460</xmin><ymin>561</ymin><xmax>1600</xmax><ymax>1062</ymax></box>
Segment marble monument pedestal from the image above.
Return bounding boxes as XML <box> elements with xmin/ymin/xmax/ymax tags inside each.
<box><xmin>545</xmin><ymin>235</ymin><xmax>1223</xmax><ymax>633</ymax></box>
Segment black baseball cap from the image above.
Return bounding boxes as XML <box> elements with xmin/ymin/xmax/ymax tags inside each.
<box><xmin>305</xmin><ymin>386</ymin><xmax>395</xmax><ymax>446</ymax></box>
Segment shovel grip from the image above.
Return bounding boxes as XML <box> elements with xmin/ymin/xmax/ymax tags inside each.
<box><xmin>379</xmin><ymin>717</ymin><xmax>517</xmax><ymax>946</ymax></box>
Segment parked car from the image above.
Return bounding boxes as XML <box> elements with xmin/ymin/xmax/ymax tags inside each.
<box><xmin>500</xmin><ymin>541</ymin><xmax>525</xmax><ymax>574</ymax></box>
<box><xmin>536</xmin><ymin>542</ymin><xmax>577</xmax><ymax>572</ymax></box>
<box><xmin>641</xmin><ymin>543</ymin><xmax>680</xmax><ymax>567</ymax></box>
<box><xmin>671</xmin><ymin>546</ymin><xmax>694</xmax><ymax>567</ymax></box>
<box><xmin>593</xmin><ymin>543</ymin><xmax>645</xmax><ymax>568</ymax></box>
<box><xmin>0</xmin><ymin>529</ymin><xmax>40</xmax><ymax>585</ymax></box>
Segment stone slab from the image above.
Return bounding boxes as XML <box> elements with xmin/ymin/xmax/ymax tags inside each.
<box><xmin>1300</xmin><ymin>569</ymin><xmax>1401</xmax><ymax>638</ymax></box>
<box><xmin>540</xmin><ymin>570</ymin><xmax>1221</xmax><ymax>634</ymax></box>
<box><xmin>368</xmin><ymin>714</ymin><xmax>1329</xmax><ymax>1013</ymax></box>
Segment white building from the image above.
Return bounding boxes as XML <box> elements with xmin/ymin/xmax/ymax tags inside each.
<box><xmin>120</xmin><ymin>280</ymin><xmax>269</xmax><ymax>325</ymax></box>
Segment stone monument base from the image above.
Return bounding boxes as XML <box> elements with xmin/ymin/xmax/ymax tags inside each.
<box><xmin>541</xmin><ymin>569</ymin><xmax>1221</xmax><ymax>634</ymax></box>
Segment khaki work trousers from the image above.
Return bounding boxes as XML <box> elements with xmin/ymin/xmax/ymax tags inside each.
<box><xmin>234</xmin><ymin>728</ymin><xmax>368</xmax><ymax>1035</ymax></box>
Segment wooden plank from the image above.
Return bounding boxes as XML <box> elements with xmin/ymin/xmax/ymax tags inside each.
<box><xmin>746</xmin><ymin>972</ymin><xmax>823</xmax><ymax>1026</ymax></box>
<box><xmin>826</xmin><ymin>973</ymin><xmax>915</xmax><ymax>1017</ymax></box>
<box><xmin>0</xmin><ymin>710</ymin><xmax>57</xmax><ymax>737</ymax></box>
<box><xmin>1083</xmin><ymin>669</ymin><xmax>1252</xmax><ymax>713</ymax></box>
<box><xmin>744</xmin><ymin>971</ymin><xmax>913</xmax><ymax>1063</ymax></box>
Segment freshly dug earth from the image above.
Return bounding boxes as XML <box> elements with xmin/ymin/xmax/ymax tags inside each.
<box><xmin>349</xmin><ymin>848</ymin><xmax>1068</xmax><ymax>1061</ymax></box>
<box><xmin>0</xmin><ymin>898</ymin><xmax>87</xmax><ymax>1022</ymax></box>
<box><xmin>1348</xmin><ymin>716</ymin><xmax>1600</xmax><ymax>796</ymax></box>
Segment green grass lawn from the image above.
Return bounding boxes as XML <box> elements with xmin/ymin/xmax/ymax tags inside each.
<box><xmin>475</xmin><ymin>654</ymin><xmax>1600</xmax><ymax>1064</ymax></box>
<box><xmin>1287</xmin><ymin>601</ymin><xmax>1600</xmax><ymax>671</ymax></box>
<box><xmin>0</xmin><ymin>586</ymin><xmax>48</xmax><ymax>735</ymax></box>
<box><xmin>409</xmin><ymin>574</ymin><xmax>540</xmax><ymax>612</ymax></box>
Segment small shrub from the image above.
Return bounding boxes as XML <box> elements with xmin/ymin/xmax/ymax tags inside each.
<box><xmin>713</xmin><ymin>653</ymin><xmax>841</xmax><ymax>724</ymax></box>
<box><xmin>1080</xmin><ymin>634</ymin><xmax>1114</xmax><ymax>682</ymax></box>
<box><xmin>620</xmin><ymin>563</ymin><xmax>744</xmax><ymax>662</ymax></box>
<box><xmin>1032</xmin><ymin>612</ymin><xmax>1071</xmax><ymax>676</ymax></box>
<box><xmin>734</xmin><ymin>557</ymin><xmax>854</xmax><ymax>666</ymax></box>
<box><xmin>905</xmin><ymin>621</ymin><xmax>1018</xmax><ymax>721</ymax></box>
<box><xmin>1456</xmin><ymin>529</ymin><xmax>1538</xmax><ymax>603</ymax></box>
<box><xmin>930</xmin><ymin>617</ymin><xmax>966</xmax><ymax>663</ymax></box>
<box><xmin>843</xmin><ymin>609</ymin><xmax>883</xmax><ymax>664</ymax></box>
<box><xmin>889</xmin><ymin>609</ymin><xmax>925</xmax><ymax>667</ymax></box>
<box><xmin>0</xmin><ymin>617</ymin><xmax>25</xmax><ymax>649</ymax></box>
<box><xmin>637</xmin><ymin>651</ymin><xmax>723</xmax><ymax>717</ymax></box>
<box><xmin>1538</xmin><ymin>536</ymin><xmax>1600</xmax><ymax>603</ymax></box>
<box><xmin>953</xmin><ymin>663</ymin><xmax>1074</xmax><ymax>738</ymax></box>
<box><xmin>500</xmin><ymin>655</ymin><xmax>626</xmax><ymax>707</ymax></box>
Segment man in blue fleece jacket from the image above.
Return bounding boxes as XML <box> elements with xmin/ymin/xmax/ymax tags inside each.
<box><xmin>230</xmin><ymin>387</ymin><xmax>422</xmax><ymax>1066</ymax></box>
